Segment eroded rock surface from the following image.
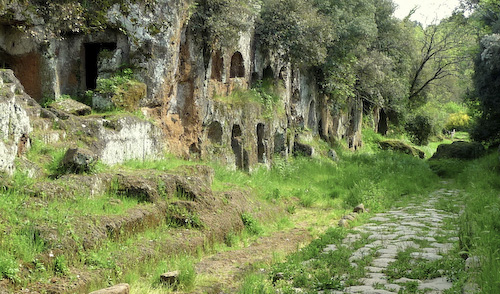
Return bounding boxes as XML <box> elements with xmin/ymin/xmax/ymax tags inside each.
<box><xmin>0</xmin><ymin>70</ymin><xmax>33</xmax><ymax>174</ymax></box>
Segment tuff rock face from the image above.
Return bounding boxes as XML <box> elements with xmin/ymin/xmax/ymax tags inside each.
<box><xmin>0</xmin><ymin>70</ymin><xmax>33</xmax><ymax>175</ymax></box>
<box><xmin>0</xmin><ymin>0</ymin><xmax>366</xmax><ymax>171</ymax></box>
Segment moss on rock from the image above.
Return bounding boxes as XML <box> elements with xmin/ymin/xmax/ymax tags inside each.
<box><xmin>430</xmin><ymin>141</ymin><xmax>486</xmax><ymax>160</ymax></box>
<box><xmin>379</xmin><ymin>139</ymin><xmax>425</xmax><ymax>159</ymax></box>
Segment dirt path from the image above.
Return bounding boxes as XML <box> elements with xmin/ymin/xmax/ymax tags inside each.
<box><xmin>192</xmin><ymin>207</ymin><xmax>339</xmax><ymax>293</ymax></box>
<box><xmin>193</xmin><ymin>227</ymin><xmax>312</xmax><ymax>293</ymax></box>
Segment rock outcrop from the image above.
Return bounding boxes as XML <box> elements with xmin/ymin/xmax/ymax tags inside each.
<box><xmin>379</xmin><ymin>140</ymin><xmax>425</xmax><ymax>159</ymax></box>
<box><xmin>0</xmin><ymin>70</ymin><xmax>33</xmax><ymax>174</ymax></box>
<box><xmin>431</xmin><ymin>141</ymin><xmax>486</xmax><ymax>160</ymax></box>
<box><xmin>0</xmin><ymin>0</ymin><xmax>365</xmax><ymax>171</ymax></box>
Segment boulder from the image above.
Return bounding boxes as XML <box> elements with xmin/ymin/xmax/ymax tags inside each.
<box><xmin>379</xmin><ymin>140</ymin><xmax>425</xmax><ymax>159</ymax></box>
<box><xmin>93</xmin><ymin>115</ymin><xmax>164</xmax><ymax>165</ymax></box>
<box><xmin>293</xmin><ymin>142</ymin><xmax>314</xmax><ymax>157</ymax></box>
<box><xmin>430</xmin><ymin>141</ymin><xmax>485</xmax><ymax>160</ymax></box>
<box><xmin>353</xmin><ymin>204</ymin><xmax>366</xmax><ymax>213</ymax></box>
<box><xmin>114</xmin><ymin>175</ymin><xmax>160</xmax><ymax>203</ymax></box>
<box><xmin>160</xmin><ymin>270</ymin><xmax>180</xmax><ymax>286</ymax></box>
<box><xmin>49</xmin><ymin>98</ymin><xmax>91</xmax><ymax>116</ymax></box>
<box><xmin>89</xmin><ymin>283</ymin><xmax>130</xmax><ymax>294</ymax></box>
<box><xmin>328</xmin><ymin>149</ymin><xmax>339</xmax><ymax>161</ymax></box>
<box><xmin>338</xmin><ymin>219</ymin><xmax>349</xmax><ymax>228</ymax></box>
<box><xmin>60</xmin><ymin>148</ymin><xmax>97</xmax><ymax>174</ymax></box>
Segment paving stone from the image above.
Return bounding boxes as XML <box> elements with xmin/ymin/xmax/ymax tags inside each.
<box><xmin>412</xmin><ymin>236</ymin><xmax>437</xmax><ymax>242</ymax></box>
<box><xmin>366</xmin><ymin>266</ymin><xmax>385</xmax><ymax>273</ymax></box>
<box><xmin>370</xmin><ymin>216</ymin><xmax>391</xmax><ymax>222</ymax></box>
<box><xmin>369</xmin><ymin>234</ymin><xmax>398</xmax><ymax>241</ymax></box>
<box><xmin>395</xmin><ymin>241</ymin><xmax>420</xmax><ymax>250</ymax></box>
<box><xmin>394</xmin><ymin>277</ymin><xmax>420</xmax><ymax>284</ymax></box>
<box><xmin>361</xmin><ymin>277</ymin><xmax>387</xmax><ymax>286</ymax></box>
<box><xmin>422</xmin><ymin>247</ymin><xmax>438</xmax><ymax>253</ymax></box>
<box><xmin>385</xmin><ymin>283</ymin><xmax>401</xmax><ymax>292</ymax></box>
<box><xmin>323</xmin><ymin>244</ymin><xmax>338</xmax><ymax>253</ymax></box>
<box><xmin>365</xmin><ymin>240</ymin><xmax>384</xmax><ymax>248</ymax></box>
<box><xmin>401</xmin><ymin>222</ymin><xmax>428</xmax><ymax>228</ymax></box>
<box><xmin>379</xmin><ymin>253</ymin><xmax>397</xmax><ymax>259</ymax></box>
<box><xmin>371</xmin><ymin>258</ymin><xmax>396</xmax><ymax>268</ymax></box>
<box><xmin>343</xmin><ymin>285</ymin><xmax>377</xmax><ymax>293</ymax></box>
<box><xmin>410</xmin><ymin>252</ymin><xmax>443</xmax><ymax>261</ymax></box>
<box><xmin>417</xmin><ymin>277</ymin><xmax>453</xmax><ymax>291</ymax></box>
<box><xmin>363</xmin><ymin>290</ymin><xmax>395</xmax><ymax>294</ymax></box>
<box><xmin>430</xmin><ymin>242</ymin><xmax>453</xmax><ymax>251</ymax></box>
<box><xmin>343</xmin><ymin>234</ymin><xmax>362</xmax><ymax>244</ymax></box>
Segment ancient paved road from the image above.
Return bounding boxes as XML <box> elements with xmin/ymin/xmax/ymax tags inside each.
<box><xmin>328</xmin><ymin>188</ymin><xmax>461</xmax><ymax>294</ymax></box>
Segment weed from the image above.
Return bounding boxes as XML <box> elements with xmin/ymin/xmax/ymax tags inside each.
<box><xmin>238</xmin><ymin>272</ymin><xmax>274</xmax><ymax>294</ymax></box>
<box><xmin>241</xmin><ymin>212</ymin><xmax>262</xmax><ymax>235</ymax></box>
<box><xmin>151</xmin><ymin>256</ymin><xmax>197</xmax><ymax>291</ymax></box>
<box><xmin>0</xmin><ymin>252</ymin><xmax>19</xmax><ymax>282</ymax></box>
<box><xmin>224</xmin><ymin>231</ymin><xmax>240</xmax><ymax>247</ymax></box>
<box><xmin>53</xmin><ymin>255</ymin><xmax>69</xmax><ymax>276</ymax></box>
<box><xmin>286</xmin><ymin>205</ymin><xmax>296</xmax><ymax>214</ymax></box>
<box><xmin>166</xmin><ymin>205</ymin><xmax>204</xmax><ymax>229</ymax></box>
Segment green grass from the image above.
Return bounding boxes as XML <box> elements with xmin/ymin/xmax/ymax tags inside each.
<box><xmin>214</xmin><ymin>78</ymin><xmax>285</xmax><ymax>120</ymax></box>
<box><xmin>448</xmin><ymin>152</ymin><xmax>500</xmax><ymax>293</ymax></box>
<box><xmin>257</xmin><ymin>227</ymin><xmax>375</xmax><ymax>292</ymax></box>
<box><xmin>213</xmin><ymin>149</ymin><xmax>438</xmax><ymax>212</ymax></box>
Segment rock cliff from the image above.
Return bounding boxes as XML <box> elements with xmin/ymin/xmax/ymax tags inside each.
<box><xmin>0</xmin><ymin>0</ymin><xmax>365</xmax><ymax>172</ymax></box>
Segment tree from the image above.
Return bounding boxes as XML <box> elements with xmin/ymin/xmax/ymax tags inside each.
<box><xmin>257</xmin><ymin>0</ymin><xmax>334</xmax><ymax>66</ymax></box>
<box><xmin>189</xmin><ymin>0</ymin><xmax>258</xmax><ymax>50</ymax></box>
<box><xmin>407</xmin><ymin>20</ymin><xmax>472</xmax><ymax>106</ymax></box>
<box><xmin>471</xmin><ymin>34</ymin><xmax>500</xmax><ymax>144</ymax></box>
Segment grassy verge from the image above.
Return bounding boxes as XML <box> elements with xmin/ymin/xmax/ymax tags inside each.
<box><xmin>448</xmin><ymin>153</ymin><xmax>500</xmax><ymax>293</ymax></box>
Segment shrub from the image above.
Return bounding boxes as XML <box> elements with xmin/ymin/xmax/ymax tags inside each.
<box><xmin>445</xmin><ymin>112</ymin><xmax>470</xmax><ymax>131</ymax></box>
<box><xmin>405</xmin><ymin>114</ymin><xmax>433</xmax><ymax>145</ymax></box>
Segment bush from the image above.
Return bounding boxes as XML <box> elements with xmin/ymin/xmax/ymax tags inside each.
<box><xmin>445</xmin><ymin>112</ymin><xmax>470</xmax><ymax>131</ymax></box>
<box><xmin>405</xmin><ymin>114</ymin><xmax>433</xmax><ymax>145</ymax></box>
<box><xmin>405</xmin><ymin>114</ymin><xmax>432</xmax><ymax>145</ymax></box>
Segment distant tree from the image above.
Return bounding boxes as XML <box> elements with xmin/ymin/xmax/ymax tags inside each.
<box><xmin>407</xmin><ymin>20</ymin><xmax>472</xmax><ymax>107</ymax></box>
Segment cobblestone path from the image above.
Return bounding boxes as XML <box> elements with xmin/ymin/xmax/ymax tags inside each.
<box><xmin>331</xmin><ymin>189</ymin><xmax>461</xmax><ymax>294</ymax></box>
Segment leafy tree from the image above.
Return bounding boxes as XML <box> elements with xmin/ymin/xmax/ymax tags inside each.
<box><xmin>257</xmin><ymin>0</ymin><xmax>334</xmax><ymax>66</ymax></box>
<box><xmin>189</xmin><ymin>0</ymin><xmax>257</xmax><ymax>50</ymax></box>
<box><xmin>316</xmin><ymin>0</ymin><xmax>379</xmax><ymax>100</ymax></box>
<box><xmin>405</xmin><ymin>114</ymin><xmax>433</xmax><ymax>145</ymax></box>
<box><xmin>471</xmin><ymin>34</ymin><xmax>500</xmax><ymax>144</ymax></box>
<box><xmin>407</xmin><ymin>19</ymin><xmax>474</xmax><ymax>107</ymax></box>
